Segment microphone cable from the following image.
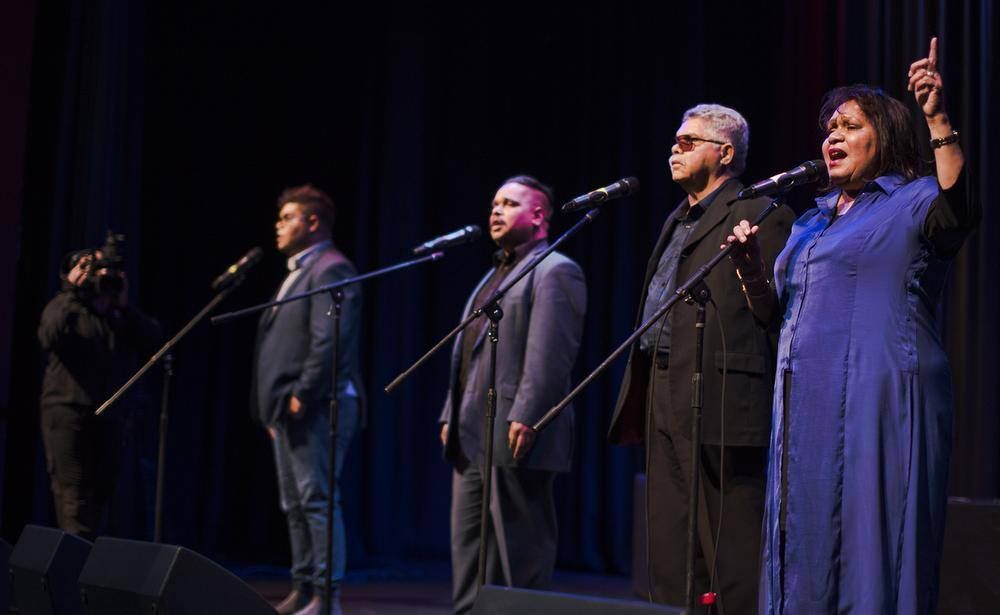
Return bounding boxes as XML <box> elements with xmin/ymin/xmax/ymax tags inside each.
<box><xmin>707</xmin><ymin>295</ymin><xmax>727</xmax><ymax>613</ymax></box>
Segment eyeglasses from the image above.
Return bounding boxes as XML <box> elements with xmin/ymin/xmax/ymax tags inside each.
<box><xmin>674</xmin><ymin>135</ymin><xmax>727</xmax><ymax>152</ymax></box>
<box><xmin>276</xmin><ymin>212</ymin><xmax>307</xmax><ymax>225</ymax></box>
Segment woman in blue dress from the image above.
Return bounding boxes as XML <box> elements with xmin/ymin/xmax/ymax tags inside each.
<box><xmin>726</xmin><ymin>38</ymin><xmax>979</xmax><ymax>614</ymax></box>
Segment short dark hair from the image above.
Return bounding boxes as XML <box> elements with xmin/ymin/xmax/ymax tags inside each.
<box><xmin>276</xmin><ymin>183</ymin><xmax>336</xmax><ymax>230</ymax></box>
<box><xmin>501</xmin><ymin>174</ymin><xmax>555</xmax><ymax>219</ymax></box>
<box><xmin>818</xmin><ymin>84</ymin><xmax>925</xmax><ymax>183</ymax></box>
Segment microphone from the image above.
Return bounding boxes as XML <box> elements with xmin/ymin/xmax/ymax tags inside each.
<box><xmin>737</xmin><ymin>160</ymin><xmax>827</xmax><ymax>200</ymax></box>
<box><xmin>561</xmin><ymin>177</ymin><xmax>640</xmax><ymax>213</ymax></box>
<box><xmin>413</xmin><ymin>225</ymin><xmax>482</xmax><ymax>256</ymax></box>
<box><xmin>211</xmin><ymin>247</ymin><xmax>264</xmax><ymax>290</ymax></box>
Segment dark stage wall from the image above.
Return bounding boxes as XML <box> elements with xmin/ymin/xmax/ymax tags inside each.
<box><xmin>3</xmin><ymin>0</ymin><xmax>998</xmax><ymax>575</ymax></box>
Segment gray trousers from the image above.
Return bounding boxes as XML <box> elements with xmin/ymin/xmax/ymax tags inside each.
<box><xmin>450</xmin><ymin>464</ymin><xmax>558</xmax><ymax>614</ymax></box>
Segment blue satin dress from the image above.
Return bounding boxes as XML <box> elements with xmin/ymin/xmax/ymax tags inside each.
<box><xmin>760</xmin><ymin>172</ymin><xmax>977</xmax><ymax>614</ymax></box>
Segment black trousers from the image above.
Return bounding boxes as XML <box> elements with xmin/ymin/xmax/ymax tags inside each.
<box><xmin>646</xmin><ymin>364</ymin><xmax>767</xmax><ymax>615</ymax></box>
<box><xmin>449</xmin><ymin>464</ymin><xmax>557</xmax><ymax>615</ymax></box>
<box><xmin>40</xmin><ymin>404</ymin><xmax>119</xmax><ymax>540</ymax></box>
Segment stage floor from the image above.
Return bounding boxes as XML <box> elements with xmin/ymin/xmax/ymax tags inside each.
<box><xmin>243</xmin><ymin>562</ymin><xmax>638</xmax><ymax>614</ymax></box>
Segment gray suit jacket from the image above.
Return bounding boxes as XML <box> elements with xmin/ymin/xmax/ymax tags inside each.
<box><xmin>252</xmin><ymin>244</ymin><xmax>363</xmax><ymax>426</ymax></box>
<box><xmin>439</xmin><ymin>241</ymin><xmax>586</xmax><ymax>473</ymax></box>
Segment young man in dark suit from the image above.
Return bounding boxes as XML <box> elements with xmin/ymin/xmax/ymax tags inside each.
<box><xmin>608</xmin><ymin>105</ymin><xmax>794</xmax><ymax>614</ymax></box>
<box><xmin>252</xmin><ymin>184</ymin><xmax>362</xmax><ymax>615</ymax></box>
<box><xmin>439</xmin><ymin>175</ymin><xmax>586</xmax><ymax>614</ymax></box>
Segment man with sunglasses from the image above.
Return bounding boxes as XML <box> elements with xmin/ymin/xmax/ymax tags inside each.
<box><xmin>608</xmin><ymin>104</ymin><xmax>793</xmax><ymax>613</ymax></box>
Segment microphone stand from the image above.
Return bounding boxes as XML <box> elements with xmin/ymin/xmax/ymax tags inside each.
<box><xmin>532</xmin><ymin>196</ymin><xmax>785</xmax><ymax>612</ymax></box>
<box><xmin>322</xmin><ymin>288</ymin><xmax>343</xmax><ymax>615</ymax></box>
<box><xmin>384</xmin><ymin>208</ymin><xmax>601</xmax><ymax>591</ymax></box>
<box><xmin>477</xmin><ymin>300</ymin><xmax>502</xmax><ymax>589</ymax></box>
<box><xmin>154</xmin><ymin>352</ymin><xmax>174</xmax><ymax>543</ymax></box>
<box><xmin>211</xmin><ymin>251</ymin><xmax>445</xmax><ymax>612</ymax></box>
<box><xmin>685</xmin><ymin>281</ymin><xmax>710</xmax><ymax>612</ymax></box>
<box><xmin>95</xmin><ymin>278</ymin><xmax>248</xmax><ymax>544</ymax></box>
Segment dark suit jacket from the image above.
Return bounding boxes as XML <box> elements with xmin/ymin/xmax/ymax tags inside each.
<box><xmin>439</xmin><ymin>241</ymin><xmax>587</xmax><ymax>473</ymax></box>
<box><xmin>608</xmin><ymin>179</ymin><xmax>794</xmax><ymax>447</ymax></box>
<box><xmin>252</xmin><ymin>244</ymin><xmax>363</xmax><ymax>426</ymax></box>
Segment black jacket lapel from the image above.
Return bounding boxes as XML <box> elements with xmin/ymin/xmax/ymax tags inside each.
<box><xmin>682</xmin><ymin>179</ymin><xmax>742</xmax><ymax>252</ymax></box>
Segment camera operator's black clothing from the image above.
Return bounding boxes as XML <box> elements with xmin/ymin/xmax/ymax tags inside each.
<box><xmin>39</xmin><ymin>405</ymin><xmax>119</xmax><ymax>539</ymax></box>
<box><xmin>39</xmin><ymin>288</ymin><xmax>158</xmax><ymax>407</ymax></box>
<box><xmin>38</xmin><ymin>287</ymin><xmax>158</xmax><ymax>539</ymax></box>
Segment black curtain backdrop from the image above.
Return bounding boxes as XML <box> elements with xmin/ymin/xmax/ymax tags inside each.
<box><xmin>0</xmin><ymin>0</ymin><xmax>36</xmax><ymax>515</ymax></box>
<box><xmin>4</xmin><ymin>0</ymin><xmax>998</xmax><ymax>578</ymax></box>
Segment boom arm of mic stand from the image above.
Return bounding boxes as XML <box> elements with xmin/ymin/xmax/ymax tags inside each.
<box><xmin>384</xmin><ymin>208</ymin><xmax>602</xmax><ymax>394</ymax></box>
<box><xmin>95</xmin><ymin>279</ymin><xmax>242</xmax><ymax>416</ymax></box>
<box><xmin>532</xmin><ymin>197</ymin><xmax>784</xmax><ymax>432</ymax></box>
<box><xmin>210</xmin><ymin>251</ymin><xmax>446</xmax><ymax>325</ymax></box>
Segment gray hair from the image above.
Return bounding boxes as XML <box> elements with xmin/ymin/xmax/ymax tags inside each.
<box><xmin>681</xmin><ymin>103</ymin><xmax>749</xmax><ymax>176</ymax></box>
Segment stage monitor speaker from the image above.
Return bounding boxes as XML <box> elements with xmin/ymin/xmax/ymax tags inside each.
<box><xmin>471</xmin><ymin>585</ymin><xmax>685</xmax><ymax>614</ymax></box>
<box><xmin>0</xmin><ymin>537</ymin><xmax>12</xmax><ymax>612</ymax></box>
<box><xmin>938</xmin><ymin>497</ymin><xmax>1000</xmax><ymax>615</ymax></box>
<box><xmin>8</xmin><ymin>524</ymin><xmax>92</xmax><ymax>615</ymax></box>
<box><xmin>78</xmin><ymin>536</ymin><xmax>275</xmax><ymax>614</ymax></box>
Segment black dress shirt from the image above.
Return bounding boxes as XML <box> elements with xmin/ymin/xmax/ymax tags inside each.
<box><xmin>639</xmin><ymin>183</ymin><xmax>727</xmax><ymax>353</ymax></box>
<box><xmin>458</xmin><ymin>238</ymin><xmax>542</xmax><ymax>390</ymax></box>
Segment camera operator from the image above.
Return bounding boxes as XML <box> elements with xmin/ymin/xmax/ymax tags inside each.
<box><xmin>37</xmin><ymin>237</ymin><xmax>159</xmax><ymax>540</ymax></box>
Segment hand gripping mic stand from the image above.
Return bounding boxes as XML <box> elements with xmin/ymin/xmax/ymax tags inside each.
<box><xmin>211</xmin><ymin>250</ymin><xmax>444</xmax><ymax>615</ymax></box>
<box><xmin>532</xmin><ymin>197</ymin><xmax>785</xmax><ymax>612</ymax></box>
<box><xmin>95</xmin><ymin>275</ymin><xmax>250</xmax><ymax>543</ymax></box>
<box><xmin>384</xmin><ymin>208</ymin><xmax>601</xmax><ymax>592</ymax></box>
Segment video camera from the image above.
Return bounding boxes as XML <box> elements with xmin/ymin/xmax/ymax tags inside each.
<box><xmin>89</xmin><ymin>230</ymin><xmax>127</xmax><ymax>295</ymax></box>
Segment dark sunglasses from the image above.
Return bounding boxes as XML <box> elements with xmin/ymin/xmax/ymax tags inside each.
<box><xmin>675</xmin><ymin>135</ymin><xmax>727</xmax><ymax>152</ymax></box>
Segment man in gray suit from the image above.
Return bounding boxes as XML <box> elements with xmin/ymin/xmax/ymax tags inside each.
<box><xmin>252</xmin><ymin>184</ymin><xmax>362</xmax><ymax>615</ymax></box>
<box><xmin>439</xmin><ymin>175</ymin><xmax>587</xmax><ymax>614</ymax></box>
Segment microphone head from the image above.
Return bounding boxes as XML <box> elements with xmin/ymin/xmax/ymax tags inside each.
<box><xmin>797</xmin><ymin>160</ymin><xmax>822</xmax><ymax>176</ymax></box>
<box><xmin>212</xmin><ymin>246</ymin><xmax>265</xmax><ymax>289</ymax></box>
<box><xmin>561</xmin><ymin>177</ymin><xmax>640</xmax><ymax>213</ymax></box>
<box><xmin>777</xmin><ymin>160</ymin><xmax>828</xmax><ymax>189</ymax></box>
<box><xmin>802</xmin><ymin>159</ymin><xmax>828</xmax><ymax>183</ymax></box>
<box><xmin>620</xmin><ymin>177</ymin><xmax>640</xmax><ymax>195</ymax></box>
<box><xmin>413</xmin><ymin>225</ymin><xmax>483</xmax><ymax>255</ymax></box>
